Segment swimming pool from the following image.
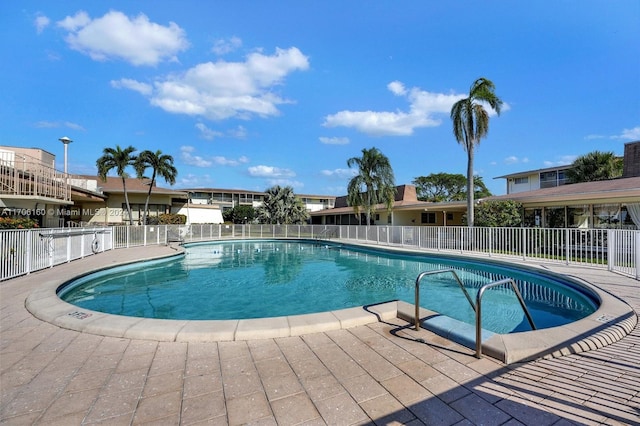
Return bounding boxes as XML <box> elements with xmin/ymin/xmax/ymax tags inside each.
<box><xmin>59</xmin><ymin>240</ymin><xmax>598</xmax><ymax>334</ymax></box>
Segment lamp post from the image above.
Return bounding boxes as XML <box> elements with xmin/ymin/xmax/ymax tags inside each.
<box><xmin>58</xmin><ymin>136</ymin><xmax>72</xmax><ymax>175</ymax></box>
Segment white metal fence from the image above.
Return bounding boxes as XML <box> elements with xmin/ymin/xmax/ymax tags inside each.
<box><xmin>1</xmin><ymin>224</ymin><xmax>638</xmax><ymax>281</ymax></box>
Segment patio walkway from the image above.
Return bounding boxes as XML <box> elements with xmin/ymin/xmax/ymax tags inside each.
<box><xmin>1</xmin><ymin>246</ymin><xmax>638</xmax><ymax>425</ymax></box>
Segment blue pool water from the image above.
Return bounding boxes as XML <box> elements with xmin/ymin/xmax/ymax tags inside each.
<box><xmin>59</xmin><ymin>240</ymin><xmax>598</xmax><ymax>334</ymax></box>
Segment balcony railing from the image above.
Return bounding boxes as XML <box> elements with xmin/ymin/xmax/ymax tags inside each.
<box><xmin>0</xmin><ymin>152</ymin><xmax>70</xmax><ymax>201</ymax></box>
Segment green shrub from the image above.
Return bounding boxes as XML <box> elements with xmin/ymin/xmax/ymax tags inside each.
<box><xmin>474</xmin><ymin>200</ymin><xmax>523</xmax><ymax>227</ymax></box>
<box><xmin>0</xmin><ymin>217</ymin><xmax>40</xmax><ymax>229</ymax></box>
<box><xmin>157</xmin><ymin>213</ymin><xmax>186</xmax><ymax>224</ymax></box>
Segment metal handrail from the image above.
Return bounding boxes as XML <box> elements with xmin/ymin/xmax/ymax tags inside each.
<box><xmin>414</xmin><ymin>270</ymin><xmax>537</xmax><ymax>359</ymax></box>
<box><xmin>39</xmin><ymin>229</ymin><xmax>111</xmax><ymax>238</ymax></box>
<box><xmin>476</xmin><ymin>278</ymin><xmax>536</xmax><ymax>358</ymax></box>
<box><xmin>414</xmin><ymin>269</ymin><xmax>475</xmax><ymax>331</ymax></box>
<box><xmin>316</xmin><ymin>227</ymin><xmax>337</xmax><ymax>240</ymax></box>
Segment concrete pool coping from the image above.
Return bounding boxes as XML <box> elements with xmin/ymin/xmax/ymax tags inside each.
<box><xmin>25</xmin><ymin>241</ymin><xmax>637</xmax><ymax>364</ymax></box>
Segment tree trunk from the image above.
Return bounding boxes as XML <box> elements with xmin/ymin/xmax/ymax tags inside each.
<box><xmin>122</xmin><ymin>177</ymin><xmax>134</xmax><ymax>225</ymax></box>
<box><xmin>466</xmin><ymin>146</ymin><xmax>475</xmax><ymax>227</ymax></box>
<box><xmin>142</xmin><ymin>171</ymin><xmax>156</xmax><ymax>225</ymax></box>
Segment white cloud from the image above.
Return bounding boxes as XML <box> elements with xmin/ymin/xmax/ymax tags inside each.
<box><xmin>321</xmin><ymin>168</ymin><xmax>357</xmax><ymax>179</ymax></box>
<box><xmin>111</xmin><ymin>78</ymin><xmax>153</xmax><ymax>95</ymax></box>
<box><xmin>586</xmin><ymin>126</ymin><xmax>640</xmax><ymax>141</ymax></box>
<box><xmin>212</xmin><ymin>156</ymin><xmax>248</xmax><ymax>166</ymax></box>
<box><xmin>34</xmin><ymin>120</ymin><xmax>85</xmax><ymax>130</ymax></box>
<box><xmin>228</xmin><ymin>126</ymin><xmax>248</xmax><ymax>139</ymax></box>
<box><xmin>64</xmin><ymin>122</ymin><xmax>85</xmax><ymax>131</ymax></box>
<box><xmin>387</xmin><ymin>81</ymin><xmax>407</xmax><ymax>96</ymax></box>
<box><xmin>543</xmin><ymin>155</ymin><xmax>577</xmax><ymax>167</ymax></box>
<box><xmin>319</xmin><ymin>136</ymin><xmax>349</xmax><ymax>145</ymax></box>
<box><xmin>618</xmin><ymin>126</ymin><xmax>640</xmax><ymax>140</ymax></box>
<box><xmin>323</xmin><ymin>82</ymin><xmax>464</xmax><ymax>136</ymax></box>
<box><xmin>57</xmin><ymin>11</ymin><xmax>91</xmax><ymax>31</ymax></box>
<box><xmin>180</xmin><ymin>146</ymin><xmax>212</xmax><ymax>167</ymax></box>
<box><xmin>117</xmin><ymin>47</ymin><xmax>309</xmax><ymax>120</ymax></box>
<box><xmin>195</xmin><ymin>123</ymin><xmax>248</xmax><ymax>140</ymax></box>
<box><xmin>212</xmin><ymin>36</ymin><xmax>242</xmax><ymax>55</ymax></box>
<box><xmin>177</xmin><ymin>173</ymin><xmax>212</xmax><ymax>187</ymax></box>
<box><xmin>266</xmin><ymin>178</ymin><xmax>304</xmax><ymax>190</ymax></box>
<box><xmin>504</xmin><ymin>156</ymin><xmax>529</xmax><ymax>165</ymax></box>
<box><xmin>195</xmin><ymin>123</ymin><xmax>224</xmax><ymax>140</ymax></box>
<box><xmin>57</xmin><ymin>10</ymin><xmax>189</xmax><ymax>66</ymax></box>
<box><xmin>34</xmin><ymin>15</ymin><xmax>50</xmax><ymax>34</ymax></box>
<box><xmin>180</xmin><ymin>145</ymin><xmax>247</xmax><ymax>167</ymax></box>
<box><xmin>324</xmin><ymin>81</ymin><xmax>510</xmax><ymax>137</ymax></box>
<box><xmin>248</xmin><ymin>165</ymin><xmax>296</xmax><ymax>178</ymax></box>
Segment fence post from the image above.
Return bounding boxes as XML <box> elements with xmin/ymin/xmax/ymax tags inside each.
<box><xmin>607</xmin><ymin>230</ymin><xmax>614</xmax><ymax>272</ymax></box>
<box><xmin>66</xmin><ymin>233</ymin><xmax>71</xmax><ymax>263</ymax></box>
<box><xmin>488</xmin><ymin>228</ymin><xmax>493</xmax><ymax>257</ymax></box>
<box><xmin>26</xmin><ymin>229</ymin><xmax>32</xmax><ymax>274</ymax></box>
<box><xmin>565</xmin><ymin>228</ymin><xmax>570</xmax><ymax>265</ymax></box>
<box><xmin>635</xmin><ymin>231</ymin><xmax>640</xmax><ymax>280</ymax></box>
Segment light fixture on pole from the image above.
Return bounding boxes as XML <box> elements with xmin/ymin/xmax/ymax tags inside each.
<box><xmin>58</xmin><ymin>136</ymin><xmax>73</xmax><ymax>175</ymax></box>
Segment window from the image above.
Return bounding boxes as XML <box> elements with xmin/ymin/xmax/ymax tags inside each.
<box><xmin>122</xmin><ymin>204</ymin><xmax>168</xmax><ymax>223</ymax></box>
<box><xmin>540</xmin><ymin>171</ymin><xmax>558</xmax><ymax>189</ymax></box>
<box><xmin>567</xmin><ymin>205</ymin><xmax>589</xmax><ymax>228</ymax></box>
<box><xmin>421</xmin><ymin>212</ymin><xmax>436</xmax><ymax>224</ymax></box>
<box><xmin>593</xmin><ymin>204</ymin><xmax>633</xmax><ymax>228</ymax></box>
<box><xmin>523</xmin><ymin>208</ymin><xmax>542</xmax><ymax>227</ymax></box>
<box><xmin>544</xmin><ymin>206</ymin><xmax>565</xmax><ymax>228</ymax></box>
<box><xmin>557</xmin><ymin>170</ymin><xmax>569</xmax><ymax>186</ymax></box>
<box><xmin>514</xmin><ymin>177</ymin><xmax>529</xmax><ymax>184</ymax></box>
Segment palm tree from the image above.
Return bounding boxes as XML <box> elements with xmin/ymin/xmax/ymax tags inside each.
<box><xmin>96</xmin><ymin>145</ymin><xmax>137</xmax><ymax>225</ymax></box>
<box><xmin>346</xmin><ymin>147</ymin><xmax>396</xmax><ymax>226</ymax></box>
<box><xmin>451</xmin><ymin>77</ymin><xmax>503</xmax><ymax>227</ymax></box>
<box><xmin>134</xmin><ymin>150</ymin><xmax>178</xmax><ymax>225</ymax></box>
<box><xmin>565</xmin><ymin>151</ymin><xmax>623</xmax><ymax>183</ymax></box>
<box><xmin>257</xmin><ymin>185</ymin><xmax>309</xmax><ymax>225</ymax></box>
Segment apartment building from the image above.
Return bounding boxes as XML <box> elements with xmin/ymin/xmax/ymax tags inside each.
<box><xmin>182</xmin><ymin>188</ymin><xmax>336</xmax><ymax>214</ymax></box>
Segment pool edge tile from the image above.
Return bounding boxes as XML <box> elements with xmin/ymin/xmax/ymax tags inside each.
<box><xmin>123</xmin><ymin>318</ymin><xmax>189</xmax><ymax>341</ymax></box>
<box><xmin>176</xmin><ymin>320</ymin><xmax>238</xmax><ymax>342</ymax></box>
<box><xmin>288</xmin><ymin>311</ymin><xmax>342</xmax><ymax>336</ymax></box>
<box><xmin>235</xmin><ymin>316</ymin><xmax>291</xmax><ymax>340</ymax></box>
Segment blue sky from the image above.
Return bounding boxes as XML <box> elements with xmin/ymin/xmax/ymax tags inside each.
<box><xmin>2</xmin><ymin>1</ymin><xmax>639</xmax><ymax>196</ymax></box>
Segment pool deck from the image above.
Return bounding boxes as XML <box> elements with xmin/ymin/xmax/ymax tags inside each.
<box><xmin>1</xmin><ymin>245</ymin><xmax>639</xmax><ymax>425</ymax></box>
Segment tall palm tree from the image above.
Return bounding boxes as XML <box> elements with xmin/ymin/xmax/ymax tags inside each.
<box><xmin>346</xmin><ymin>147</ymin><xmax>396</xmax><ymax>226</ymax></box>
<box><xmin>257</xmin><ymin>185</ymin><xmax>309</xmax><ymax>225</ymax></box>
<box><xmin>565</xmin><ymin>151</ymin><xmax>623</xmax><ymax>183</ymax></box>
<box><xmin>451</xmin><ymin>77</ymin><xmax>503</xmax><ymax>226</ymax></box>
<box><xmin>134</xmin><ymin>150</ymin><xmax>178</xmax><ymax>225</ymax></box>
<box><xmin>96</xmin><ymin>145</ymin><xmax>137</xmax><ymax>225</ymax></box>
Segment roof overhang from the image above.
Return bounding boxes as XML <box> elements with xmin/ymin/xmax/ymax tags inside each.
<box><xmin>0</xmin><ymin>195</ymin><xmax>72</xmax><ymax>207</ymax></box>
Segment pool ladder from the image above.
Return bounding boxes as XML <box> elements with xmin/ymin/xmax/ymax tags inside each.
<box><xmin>414</xmin><ymin>269</ymin><xmax>536</xmax><ymax>359</ymax></box>
<box><xmin>316</xmin><ymin>228</ymin><xmax>337</xmax><ymax>240</ymax></box>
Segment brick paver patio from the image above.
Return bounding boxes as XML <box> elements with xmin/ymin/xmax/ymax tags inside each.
<box><xmin>1</xmin><ymin>246</ymin><xmax>638</xmax><ymax>425</ymax></box>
